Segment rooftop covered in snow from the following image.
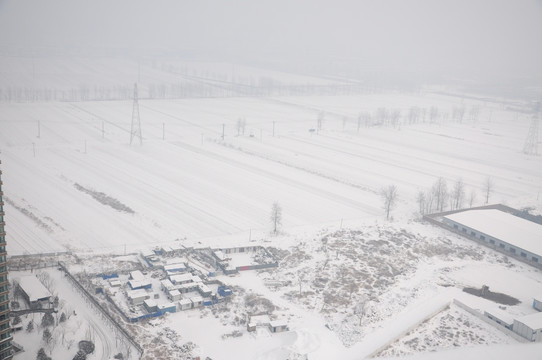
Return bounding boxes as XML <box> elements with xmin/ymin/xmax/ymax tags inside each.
<box><xmin>515</xmin><ymin>312</ymin><xmax>542</xmax><ymax>330</ymax></box>
<box><xmin>17</xmin><ymin>275</ymin><xmax>52</xmax><ymax>303</ymax></box>
<box><xmin>444</xmin><ymin>209</ymin><xmax>542</xmax><ymax>256</ymax></box>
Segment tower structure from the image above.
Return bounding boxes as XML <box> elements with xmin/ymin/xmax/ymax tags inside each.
<box><xmin>523</xmin><ymin>101</ymin><xmax>540</xmax><ymax>156</ymax></box>
<box><xmin>130</xmin><ymin>83</ymin><xmax>142</xmax><ymax>146</ymax></box>
<box><xmin>0</xmin><ymin>160</ymin><xmax>13</xmax><ymax>360</ymax></box>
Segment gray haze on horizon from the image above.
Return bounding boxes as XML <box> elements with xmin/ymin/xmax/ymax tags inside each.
<box><xmin>0</xmin><ymin>0</ymin><xmax>541</xmax><ymax>82</ymax></box>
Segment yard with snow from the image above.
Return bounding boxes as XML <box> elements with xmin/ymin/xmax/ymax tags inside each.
<box><xmin>2</xmin><ymin>58</ymin><xmax>542</xmax><ymax>359</ymax></box>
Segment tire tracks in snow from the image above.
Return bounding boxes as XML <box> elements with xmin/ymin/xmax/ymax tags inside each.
<box><xmin>172</xmin><ymin>141</ymin><xmax>381</xmax><ymax>216</ymax></box>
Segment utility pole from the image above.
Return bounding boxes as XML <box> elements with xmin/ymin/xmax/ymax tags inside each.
<box><xmin>129</xmin><ymin>83</ymin><xmax>143</xmax><ymax>145</ymax></box>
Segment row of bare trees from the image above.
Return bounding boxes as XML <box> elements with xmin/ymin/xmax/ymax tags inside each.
<box><xmin>379</xmin><ymin>176</ymin><xmax>495</xmax><ymax>221</ymax></box>
<box><xmin>417</xmin><ymin>176</ymin><xmax>494</xmax><ymax>216</ymax></box>
<box><xmin>349</xmin><ymin>104</ymin><xmax>483</xmax><ymax>131</ymax></box>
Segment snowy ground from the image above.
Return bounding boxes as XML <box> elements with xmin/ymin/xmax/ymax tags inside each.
<box><xmin>2</xmin><ymin>59</ymin><xmax>542</xmax><ymax>359</ymax></box>
<box><xmin>1</xmin><ymin>92</ymin><xmax>540</xmax><ymax>256</ymax></box>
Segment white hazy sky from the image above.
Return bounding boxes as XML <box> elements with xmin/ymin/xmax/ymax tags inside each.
<box><xmin>0</xmin><ymin>0</ymin><xmax>541</xmax><ymax>80</ymax></box>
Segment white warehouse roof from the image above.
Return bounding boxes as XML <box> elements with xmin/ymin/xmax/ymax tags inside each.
<box><xmin>515</xmin><ymin>312</ymin><xmax>542</xmax><ymax>330</ymax></box>
<box><xmin>444</xmin><ymin>209</ymin><xmax>542</xmax><ymax>256</ymax></box>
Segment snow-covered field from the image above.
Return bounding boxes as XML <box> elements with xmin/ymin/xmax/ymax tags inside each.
<box><xmin>1</xmin><ymin>92</ymin><xmax>540</xmax><ymax>256</ymax></box>
<box><xmin>2</xmin><ymin>59</ymin><xmax>542</xmax><ymax>359</ymax></box>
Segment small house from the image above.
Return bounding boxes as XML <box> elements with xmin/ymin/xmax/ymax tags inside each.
<box><xmin>158</xmin><ymin>302</ymin><xmax>176</xmax><ymax>314</ymax></box>
<box><xmin>247</xmin><ymin>322</ymin><xmax>257</xmax><ymax>332</ymax></box>
<box><xmin>169</xmin><ymin>273</ymin><xmax>193</xmax><ymax>285</ymax></box>
<box><xmin>177</xmin><ymin>282</ymin><xmax>198</xmax><ymax>293</ymax></box>
<box><xmin>169</xmin><ymin>289</ymin><xmax>181</xmax><ymax>301</ymax></box>
<box><xmin>198</xmin><ymin>284</ymin><xmax>212</xmax><ymax>297</ymax></box>
<box><xmin>144</xmin><ymin>299</ymin><xmax>158</xmax><ymax>313</ymax></box>
<box><xmin>130</xmin><ymin>270</ymin><xmax>145</xmax><ymax>281</ymax></box>
<box><xmin>178</xmin><ymin>298</ymin><xmax>192</xmax><ymax>311</ymax></box>
<box><xmin>128</xmin><ymin>279</ymin><xmax>152</xmax><ymax>290</ymax></box>
<box><xmin>164</xmin><ymin>263</ymin><xmax>187</xmax><ymax>274</ymax></box>
<box><xmin>161</xmin><ymin>279</ymin><xmax>175</xmax><ymax>292</ymax></box>
<box><xmin>190</xmin><ymin>296</ymin><xmax>204</xmax><ymax>308</ymax></box>
<box><xmin>17</xmin><ymin>275</ymin><xmax>52</xmax><ymax>307</ymax></box>
<box><xmin>127</xmin><ymin>289</ymin><xmax>150</xmax><ymax>305</ymax></box>
<box><xmin>269</xmin><ymin>320</ymin><xmax>288</xmax><ymax>333</ymax></box>
<box><xmin>534</xmin><ymin>296</ymin><xmax>542</xmax><ymax>312</ymax></box>
<box><xmin>513</xmin><ymin>312</ymin><xmax>542</xmax><ymax>342</ymax></box>
<box><xmin>160</xmin><ymin>246</ymin><xmax>175</xmax><ymax>256</ymax></box>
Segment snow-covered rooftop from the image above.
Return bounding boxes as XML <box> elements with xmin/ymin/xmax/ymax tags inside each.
<box><xmin>444</xmin><ymin>209</ymin><xmax>542</xmax><ymax>256</ymax></box>
<box><xmin>484</xmin><ymin>309</ymin><xmax>514</xmax><ymax>325</ymax></box>
<box><xmin>130</xmin><ymin>270</ymin><xmax>145</xmax><ymax>281</ymax></box>
<box><xmin>169</xmin><ymin>273</ymin><xmax>192</xmax><ymax>284</ymax></box>
<box><xmin>17</xmin><ymin>275</ymin><xmax>52</xmax><ymax>302</ymax></box>
<box><xmin>269</xmin><ymin>320</ymin><xmax>288</xmax><ymax>328</ymax></box>
<box><xmin>515</xmin><ymin>312</ymin><xmax>542</xmax><ymax>330</ymax></box>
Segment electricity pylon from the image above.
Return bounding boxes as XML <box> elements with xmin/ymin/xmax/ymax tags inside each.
<box><xmin>130</xmin><ymin>83</ymin><xmax>142</xmax><ymax>145</ymax></box>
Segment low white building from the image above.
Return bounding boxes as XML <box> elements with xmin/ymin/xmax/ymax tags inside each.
<box><xmin>534</xmin><ymin>296</ymin><xmax>542</xmax><ymax>312</ymax></box>
<box><xmin>161</xmin><ymin>279</ymin><xmax>175</xmax><ymax>292</ymax></box>
<box><xmin>169</xmin><ymin>289</ymin><xmax>181</xmax><ymax>301</ymax></box>
<box><xmin>443</xmin><ymin>209</ymin><xmax>542</xmax><ymax>265</ymax></box>
<box><xmin>513</xmin><ymin>312</ymin><xmax>542</xmax><ymax>342</ymax></box>
<box><xmin>169</xmin><ymin>273</ymin><xmax>193</xmax><ymax>285</ymax></box>
<box><xmin>17</xmin><ymin>275</ymin><xmax>52</xmax><ymax>306</ymax></box>
<box><xmin>144</xmin><ymin>299</ymin><xmax>158</xmax><ymax>312</ymax></box>
<box><xmin>178</xmin><ymin>298</ymin><xmax>192</xmax><ymax>311</ymax></box>
<box><xmin>484</xmin><ymin>309</ymin><xmax>514</xmax><ymax>330</ymax></box>
<box><xmin>269</xmin><ymin>320</ymin><xmax>288</xmax><ymax>333</ymax></box>
<box><xmin>127</xmin><ymin>289</ymin><xmax>150</xmax><ymax>305</ymax></box>
<box><xmin>130</xmin><ymin>270</ymin><xmax>145</xmax><ymax>281</ymax></box>
<box><xmin>190</xmin><ymin>296</ymin><xmax>203</xmax><ymax>308</ymax></box>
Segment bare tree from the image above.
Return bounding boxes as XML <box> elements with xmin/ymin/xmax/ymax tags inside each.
<box><xmin>270</xmin><ymin>201</ymin><xmax>282</xmax><ymax>234</ymax></box>
<box><xmin>381</xmin><ymin>185</ymin><xmax>398</xmax><ymax>220</ymax></box>
<box><xmin>469</xmin><ymin>189</ymin><xmax>477</xmax><ymax>207</ymax></box>
<box><xmin>484</xmin><ymin>176</ymin><xmax>494</xmax><ymax>204</ymax></box>
<box><xmin>416</xmin><ymin>190</ymin><xmax>426</xmax><ymax>216</ymax></box>
<box><xmin>354</xmin><ymin>295</ymin><xmax>368</xmax><ymax>326</ymax></box>
<box><xmin>432</xmin><ymin>177</ymin><xmax>448</xmax><ymax>212</ymax></box>
<box><xmin>451</xmin><ymin>178</ymin><xmax>465</xmax><ymax>210</ymax></box>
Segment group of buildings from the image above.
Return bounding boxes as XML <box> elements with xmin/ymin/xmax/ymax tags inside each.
<box><xmin>440</xmin><ymin>207</ymin><xmax>542</xmax><ymax>342</ymax></box>
<box><xmin>102</xmin><ymin>266</ymin><xmax>233</xmax><ymax>323</ymax></box>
